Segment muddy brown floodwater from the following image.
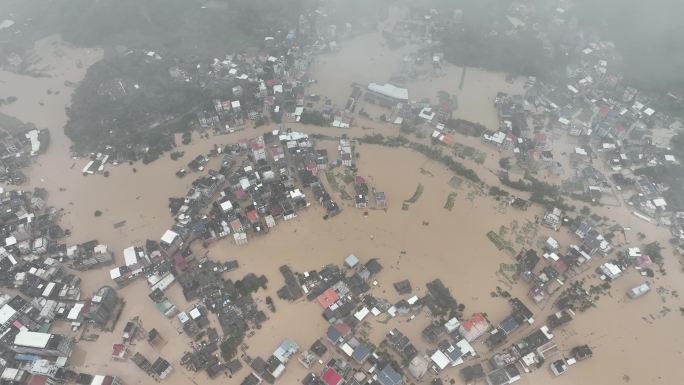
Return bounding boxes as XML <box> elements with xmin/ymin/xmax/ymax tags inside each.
<box><xmin>1</xmin><ymin>33</ymin><xmax>683</xmax><ymax>385</ymax></box>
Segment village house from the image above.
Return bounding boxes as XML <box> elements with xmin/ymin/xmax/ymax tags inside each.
<box><xmin>459</xmin><ymin>313</ymin><xmax>490</xmax><ymax>342</ymax></box>
<box><xmin>86</xmin><ymin>285</ymin><xmax>121</xmax><ymax>327</ymax></box>
<box><xmin>67</xmin><ymin>242</ymin><xmax>114</xmax><ymax>271</ymax></box>
<box><xmin>365</xmin><ymin>83</ymin><xmax>409</xmax><ymax>108</ymax></box>
<box><xmin>542</xmin><ymin>207</ymin><xmax>562</xmax><ymax>231</ymax></box>
<box><xmin>11</xmin><ymin>331</ymin><xmax>75</xmax><ymax>357</ymax></box>
<box><xmin>160</xmin><ymin>229</ymin><xmax>183</xmax><ymax>257</ymax></box>
<box><xmin>338</xmin><ymin>139</ymin><xmax>354</xmax><ymax>167</ymax></box>
<box><xmin>599</xmin><ymin>262</ymin><xmax>622</xmax><ymax>280</ymax></box>
<box><xmin>251</xmin><ymin>139</ymin><xmax>267</xmax><ymax>162</ymax></box>
<box><xmin>376</xmin><ymin>364</ymin><xmax>403</xmax><ymax>385</ymax></box>
<box><xmin>485</xmin><ymin>364</ymin><xmax>521</xmax><ymax>385</ymax></box>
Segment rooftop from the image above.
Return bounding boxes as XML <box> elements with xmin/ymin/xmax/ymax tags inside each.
<box><xmin>367</xmin><ymin>83</ymin><xmax>409</xmax><ymax>101</ymax></box>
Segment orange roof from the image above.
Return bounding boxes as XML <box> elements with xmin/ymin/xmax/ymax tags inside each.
<box><xmin>317</xmin><ymin>288</ymin><xmax>339</xmax><ymax>308</ymax></box>
<box><xmin>334</xmin><ymin>322</ymin><xmax>351</xmax><ymax>337</ymax></box>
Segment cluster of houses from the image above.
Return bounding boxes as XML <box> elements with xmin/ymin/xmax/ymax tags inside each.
<box><xmin>367</xmin><ymin>4</ymin><xmax>677</xmax><ymax>226</ymax></box>
<box><xmin>111</xmin><ymin>129</ymin><xmax>327</xmax><ymax>287</ymax></box>
<box><xmin>0</xmin><ymin>188</ymin><xmax>130</xmax><ymax>383</ymax></box>
<box><xmin>0</xmin><ymin>286</ymin><xmax>125</xmax><ymax>385</ymax></box>
<box><xmin>189</xmin><ymin>18</ymin><xmax>362</xmax><ymax>134</ymax></box>
<box><xmin>519</xmin><ymin>211</ymin><xmax>621</xmax><ymax>304</ymax></box>
<box><xmin>249</xmin><ymin>252</ymin><xmax>598</xmax><ymax>385</ymax></box>
<box><xmin>0</xmin><ymin>125</ymin><xmax>49</xmax><ymax>185</ymax></box>
<box><xmin>173</xmin><ymin>130</ymin><xmax>325</xmax><ymax>247</ymax></box>
<box><xmin>107</xmin><ymin>236</ymin><xmax>271</xmax><ymax>381</ymax></box>
<box><xmin>240</xmin><ymin>338</ymin><xmax>300</xmax><ymax>384</ymax></box>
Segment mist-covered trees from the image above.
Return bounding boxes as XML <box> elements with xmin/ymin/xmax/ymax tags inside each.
<box><xmin>64</xmin><ymin>54</ymin><xmax>203</xmax><ymax>151</ymax></box>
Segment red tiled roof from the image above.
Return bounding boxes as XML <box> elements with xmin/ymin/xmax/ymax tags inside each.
<box><xmin>247</xmin><ymin>210</ymin><xmax>258</xmax><ymax>222</ymax></box>
<box><xmin>112</xmin><ymin>344</ymin><xmax>125</xmax><ymax>357</ymax></box>
<box><xmin>322</xmin><ymin>368</ymin><xmax>342</xmax><ymax>385</ymax></box>
<box><xmin>462</xmin><ymin>313</ymin><xmax>487</xmax><ymax>331</ymax></box>
<box><xmin>441</xmin><ymin>135</ymin><xmax>455</xmax><ymax>146</ymax></box>
<box><xmin>554</xmin><ymin>260</ymin><xmax>568</xmax><ymax>273</ymax></box>
<box><xmin>306</xmin><ymin>162</ymin><xmax>318</xmax><ymax>177</ymax></box>
<box><xmin>28</xmin><ymin>376</ymin><xmax>48</xmax><ymax>385</ymax></box>
<box><xmin>230</xmin><ymin>219</ymin><xmax>243</xmax><ymax>232</ymax></box>
<box><xmin>175</xmin><ymin>254</ymin><xmax>188</xmax><ymax>272</ymax></box>
<box><xmin>316</xmin><ymin>288</ymin><xmax>339</xmax><ymax>308</ymax></box>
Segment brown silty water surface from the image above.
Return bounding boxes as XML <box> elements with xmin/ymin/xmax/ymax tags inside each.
<box><xmin>1</xmin><ymin>32</ymin><xmax>683</xmax><ymax>385</ymax></box>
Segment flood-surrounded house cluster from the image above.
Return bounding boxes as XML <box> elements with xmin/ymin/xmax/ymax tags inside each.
<box><xmin>0</xmin><ymin>123</ymin><xmax>49</xmax><ymax>185</ymax></box>
<box><xmin>246</xmin><ymin>252</ymin><xmax>596</xmax><ymax>385</ymax></box>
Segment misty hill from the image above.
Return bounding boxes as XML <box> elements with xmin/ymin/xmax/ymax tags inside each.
<box><xmin>573</xmin><ymin>0</ymin><xmax>684</xmax><ymax>91</ymax></box>
<box><xmin>2</xmin><ymin>0</ymin><xmax>311</xmax><ymax>156</ymax></box>
<box><xmin>411</xmin><ymin>0</ymin><xmax>684</xmax><ymax>92</ymax></box>
<box><xmin>1</xmin><ymin>0</ymin><xmax>308</xmax><ymax>60</ymax></box>
<box><xmin>64</xmin><ymin>53</ymin><xmax>204</xmax><ymax>158</ymax></box>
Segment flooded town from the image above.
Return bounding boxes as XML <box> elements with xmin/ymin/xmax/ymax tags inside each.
<box><xmin>1</xmin><ymin>1</ymin><xmax>684</xmax><ymax>385</ymax></box>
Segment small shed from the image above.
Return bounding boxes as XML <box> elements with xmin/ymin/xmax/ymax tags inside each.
<box><xmin>345</xmin><ymin>254</ymin><xmax>359</xmax><ymax>268</ymax></box>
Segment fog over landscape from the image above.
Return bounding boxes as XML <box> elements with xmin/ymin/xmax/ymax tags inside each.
<box><xmin>1</xmin><ymin>2</ymin><xmax>683</xmax><ymax>385</ymax></box>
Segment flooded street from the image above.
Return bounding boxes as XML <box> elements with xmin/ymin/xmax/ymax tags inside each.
<box><xmin>1</xmin><ymin>30</ymin><xmax>683</xmax><ymax>385</ymax></box>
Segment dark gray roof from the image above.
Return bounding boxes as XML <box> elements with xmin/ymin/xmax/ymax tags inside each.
<box><xmin>352</xmin><ymin>343</ymin><xmax>370</xmax><ymax>363</ymax></box>
<box><xmin>377</xmin><ymin>365</ymin><xmax>402</xmax><ymax>385</ymax></box>
<box><xmin>499</xmin><ymin>315</ymin><xmax>521</xmax><ymax>334</ymax></box>
<box><xmin>326</xmin><ymin>325</ymin><xmax>342</xmax><ymax>343</ymax></box>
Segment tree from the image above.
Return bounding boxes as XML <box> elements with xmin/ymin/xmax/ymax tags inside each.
<box><xmin>400</xmin><ymin>120</ymin><xmax>416</xmax><ymax>134</ymax></box>
<box><xmin>438</xmin><ymin>90</ymin><xmax>451</xmax><ymax>102</ymax></box>
<box><xmin>254</xmin><ymin>117</ymin><xmax>267</xmax><ymax>127</ymax></box>
<box><xmin>643</xmin><ymin>242</ymin><xmax>663</xmax><ymax>265</ymax></box>
<box><xmin>270</xmin><ymin>110</ymin><xmax>282</xmax><ymax>124</ymax></box>
<box><xmin>670</xmin><ymin>132</ymin><xmax>684</xmax><ymax>159</ymax></box>
<box><xmin>300</xmin><ymin>110</ymin><xmax>329</xmax><ymax>126</ymax></box>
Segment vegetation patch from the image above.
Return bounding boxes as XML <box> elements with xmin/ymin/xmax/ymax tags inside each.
<box><xmin>405</xmin><ymin>184</ymin><xmax>424</xmax><ymax>204</ymax></box>
<box><xmin>448</xmin><ymin>176</ymin><xmax>463</xmax><ymax>189</ymax></box>
<box><xmin>325</xmin><ymin>171</ymin><xmax>340</xmax><ymax>192</ymax></box>
<box><xmin>453</xmin><ymin>142</ymin><xmax>486</xmax><ymax>164</ymax></box>
<box><xmin>424</xmin><ymin>279</ymin><xmax>465</xmax><ymax>320</ymax></box>
<box><xmin>444</xmin><ymin>193</ymin><xmax>458</xmax><ymax>210</ymax></box>
<box><xmin>487</xmin><ymin>230</ymin><xmax>515</xmax><ymax>254</ymax></box>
